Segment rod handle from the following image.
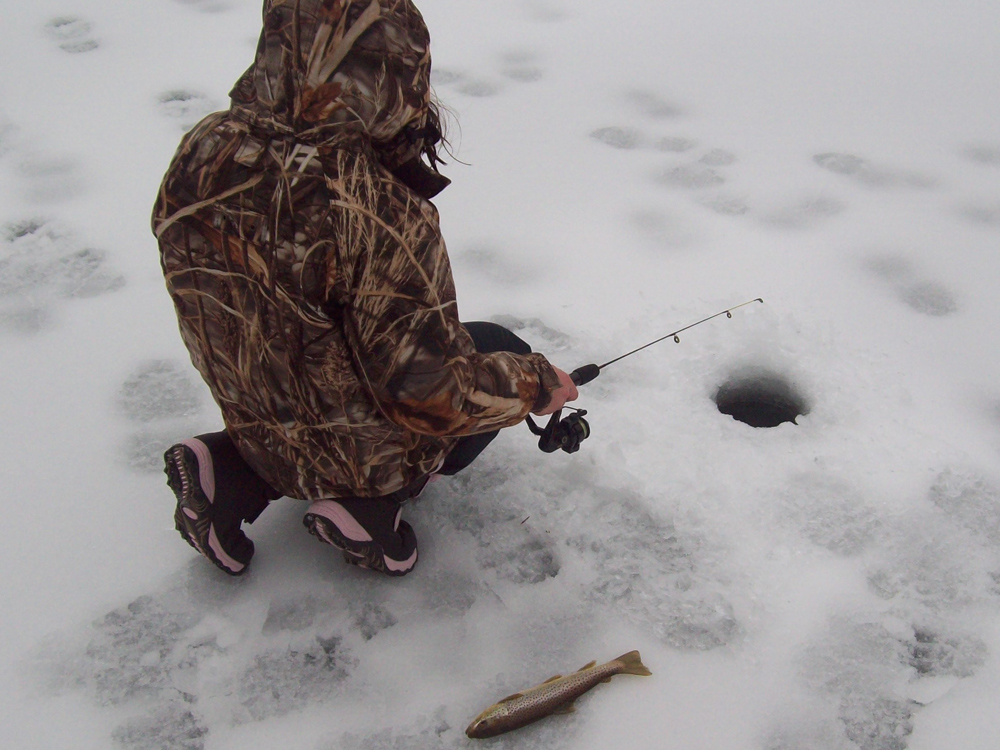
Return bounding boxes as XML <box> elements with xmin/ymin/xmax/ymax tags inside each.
<box><xmin>570</xmin><ymin>364</ymin><xmax>601</xmax><ymax>386</ymax></box>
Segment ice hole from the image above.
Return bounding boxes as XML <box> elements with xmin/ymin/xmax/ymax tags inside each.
<box><xmin>714</xmin><ymin>371</ymin><xmax>808</xmax><ymax>428</ymax></box>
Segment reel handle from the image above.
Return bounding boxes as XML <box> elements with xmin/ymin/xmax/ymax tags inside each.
<box><xmin>570</xmin><ymin>363</ymin><xmax>600</xmax><ymax>386</ymax></box>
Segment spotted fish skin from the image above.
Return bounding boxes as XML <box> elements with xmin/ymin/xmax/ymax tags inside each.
<box><xmin>466</xmin><ymin>651</ymin><xmax>652</xmax><ymax>739</ymax></box>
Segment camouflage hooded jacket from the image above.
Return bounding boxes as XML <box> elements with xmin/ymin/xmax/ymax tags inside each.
<box><xmin>152</xmin><ymin>0</ymin><xmax>560</xmax><ymax>501</ymax></box>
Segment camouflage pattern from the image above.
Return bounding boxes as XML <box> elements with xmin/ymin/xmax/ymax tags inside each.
<box><xmin>152</xmin><ymin>0</ymin><xmax>560</xmax><ymax>501</ymax></box>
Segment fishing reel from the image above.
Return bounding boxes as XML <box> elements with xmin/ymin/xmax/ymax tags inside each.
<box><xmin>521</xmin><ymin>299</ymin><xmax>764</xmax><ymax>455</ymax></box>
<box><xmin>526</xmin><ymin>407</ymin><xmax>591</xmax><ymax>454</ymax></box>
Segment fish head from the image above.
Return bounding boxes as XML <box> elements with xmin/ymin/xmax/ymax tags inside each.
<box><xmin>465</xmin><ymin>704</ymin><xmax>508</xmax><ymax>739</ymax></box>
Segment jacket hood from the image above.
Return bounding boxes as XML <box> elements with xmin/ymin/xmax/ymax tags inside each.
<box><xmin>229</xmin><ymin>0</ymin><xmax>433</xmax><ymax>149</ymax></box>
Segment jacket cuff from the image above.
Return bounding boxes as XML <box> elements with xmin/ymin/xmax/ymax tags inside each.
<box><xmin>526</xmin><ymin>353</ymin><xmax>561</xmax><ymax>413</ymax></box>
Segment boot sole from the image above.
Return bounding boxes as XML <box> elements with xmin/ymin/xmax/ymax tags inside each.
<box><xmin>165</xmin><ymin>442</ymin><xmax>249</xmax><ymax>576</ymax></box>
<box><xmin>303</xmin><ymin>504</ymin><xmax>417</xmax><ymax>577</ymax></box>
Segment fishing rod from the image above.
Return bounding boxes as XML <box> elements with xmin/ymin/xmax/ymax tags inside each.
<box><xmin>527</xmin><ymin>298</ymin><xmax>764</xmax><ymax>454</ymax></box>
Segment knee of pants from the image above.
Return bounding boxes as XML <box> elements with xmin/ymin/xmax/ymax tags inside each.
<box><xmin>462</xmin><ymin>321</ymin><xmax>532</xmax><ymax>355</ymax></box>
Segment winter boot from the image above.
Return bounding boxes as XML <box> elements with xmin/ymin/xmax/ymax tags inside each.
<box><xmin>164</xmin><ymin>432</ymin><xmax>277</xmax><ymax>576</ymax></box>
<box><xmin>303</xmin><ymin>496</ymin><xmax>418</xmax><ymax>576</ymax></box>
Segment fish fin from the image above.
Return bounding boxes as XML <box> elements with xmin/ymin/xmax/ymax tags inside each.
<box><xmin>576</xmin><ymin>660</ymin><xmax>597</xmax><ymax>672</ymax></box>
<box><xmin>551</xmin><ymin>700</ymin><xmax>577</xmax><ymax>715</ymax></box>
<box><xmin>614</xmin><ymin>650</ymin><xmax>652</xmax><ymax>676</ymax></box>
<box><xmin>601</xmin><ymin>677</ymin><xmax>612</xmax><ymax>683</ymax></box>
<box><xmin>498</xmin><ymin>692</ymin><xmax>524</xmax><ymax>703</ymax></box>
<box><xmin>541</xmin><ymin>675</ymin><xmax>563</xmax><ymax>684</ymax></box>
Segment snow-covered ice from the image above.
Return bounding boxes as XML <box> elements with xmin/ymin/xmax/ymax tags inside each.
<box><xmin>1</xmin><ymin>0</ymin><xmax>999</xmax><ymax>748</ymax></box>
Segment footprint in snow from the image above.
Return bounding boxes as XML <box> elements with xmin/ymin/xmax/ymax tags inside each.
<box><xmin>655</xmin><ymin>162</ymin><xmax>726</xmax><ymax>189</ymax></box>
<box><xmin>629</xmin><ymin>207</ymin><xmax>696</xmax><ymax>247</ymax></box>
<box><xmin>157</xmin><ymin>90</ymin><xmax>218</xmax><ymax>131</ymax></box>
<box><xmin>699</xmin><ymin>148</ymin><xmax>737</xmax><ymax>167</ymax></box>
<box><xmin>434</xmin><ymin>51</ymin><xmax>545</xmax><ymax>99</ymax></box>
<box><xmin>799</xmin><ymin>613</ymin><xmax>989</xmax><ymax>750</ymax></box>
<box><xmin>774</xmin><ymin>472</ymin><xmax>882</xmax><ymax>556</ymax></box>
<box><xmin>625</xmin><ymin>89</ymin><xmax>683</xmax><ymax>119</ymax></box>
<box><xmin>432</xmin><ymin>68</ymin><xmax>502</xmax><ymax>98</ymax></box>
<box><xmin>762</xmin><ymin>719</ymin><xmax>857</xmax><ymax>750</ymax></box>
<box><xmin>112</xmin><ymin>703</ymin><xmax>208</xmax><ymax>750</ymax></box>
<box><xmin>929</xmin><ymin>468</ymin><xmax>1000</xmax><ymax>549</ymax></box>
<box><xmin>43</xmin><ymin>17</ymin><xmax>99</xmax><ymax>54</ymax></box>
<box><xmin>0</xmin><ymin>113</ymin><xmax>15</xmax><ymax>157</ymax></box>
<box><xmin>761</xmin><ymin>194</ymin><xmax>846</xmax><ymax>230</ymax></box>
<box><xmin>565</xmin><ymin>488</ymin><xmax>742</xmax><ymax>650</ymax></box>
<box><xmin>961</xmin><ymin>144</ymin><xmax>1000</xmax><ymax>166</ymax></box>
<box><xmin>455</xmin><ymin>243</ymin><xmax>535</xmax><ymax>285</ymax></box>
<box><xmin>656</xmin><ymin>136</ymin><xmax>698</xmax><ymax>153</ymax></box>
<box><xmin>235</xmin><ymin>635</ymin><xmax>352</xmax><ymax>722</ymax></box>
<box><xmin>958</xmin><ymin>202</ymin><xmax>1000</xmax><ymax>228</ymax></box>
<box><xmin>698</xmin><ymin>194</ymin><xmax>751</xmax><ymax>216</ymax></box>
<box><xmin>17</xmin><ymin>153</ymin><xmax>86</xmax><ymax>204</ymax></box>
<box><xmin>424</xmin><ymin>466</ymin><xmax>561</xmax><ymax>585</ymax></box>
<box><xmin>523</xmin><ymin>0</ymin><xmax>572</xmax><ymax>23</ymax></box>
<box><xmin>173</xmin><ymin>0</ymin><xmax>233</xmax><ymax>12</ymax></box>
<box><xmin>589</xmin><ymin>126</ymin><xmax>645</xmax><ymax>150</ymax></box>
<box><xmin>489</xmin><ymin>313</ymin><xmax>572</xmax><ymax>352</ymax></box>
<box><xmin>331</xmin><ymin>710</ymin><xmax>457</xmax><ymax>750</ymax></box>
<box><xmin>500</xmin><ymin>50</ymin><xmax>544</xmax><ymax>83</ymax></box>
<box><xmin>813</xmin><ymin>152</ymin><xmax>936</xmax><ymax>189</ymax></box>
<box><xmin>115</xmin><ymin>359</ymin><xmax>208</xmax><ymax>474</ymax></box>
<box><xmin>116</xmin><ymin>360</ymin><xmax>207</xmax><ymax>473</ymax></box>
<box><xmin>588</xmin><ymin>128</ymin><xmax>704</xmax><ymax>155</ymax></box>
<box><xmin>118</xmin><ymin>360</ymin><xmax>204</xmax><ymax>424</ymax></box>
<box><xmin>0</xmin><ymin>218</ymin><xmax>125</xmax><ymax>335</ymax></box>
<box><xmin>863</xmin><ymin>254</ymin><xmax>959</xmax><ymax>317</ymax></box>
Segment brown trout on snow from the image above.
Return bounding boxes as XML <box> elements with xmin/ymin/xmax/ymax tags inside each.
<box><xmin>465</xmin><ymin>650</ymin><xmax>652</xmax><ymax>739</ymax></box>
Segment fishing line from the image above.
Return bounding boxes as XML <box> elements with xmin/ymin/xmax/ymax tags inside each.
<box><xmin>527</xmin><ymin>298</ymin><xmax>764</xmax><ymax>454</ymax></box>
<box><xmin>570</xmin><ymin>297</ymin><xmax>764</xmax><ymax>386</ymax></box>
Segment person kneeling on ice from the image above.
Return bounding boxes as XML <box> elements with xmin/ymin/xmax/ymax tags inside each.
<box><xmin>151</xmin><ymin>0</ymin><xmax>578</xmax><ymax>577</ymax></box>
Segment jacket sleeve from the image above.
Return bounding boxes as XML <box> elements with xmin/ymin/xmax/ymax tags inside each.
<box><xmin>325</xmin><ymin>150</ymin><xmax>560</xmax><ymax>437</ymax></box>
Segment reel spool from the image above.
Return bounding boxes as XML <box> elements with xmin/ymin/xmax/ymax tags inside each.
<box><xmin>526</xmin><ymin>408</ymin><xmax>590</xmax><ymax>454</ymax></box>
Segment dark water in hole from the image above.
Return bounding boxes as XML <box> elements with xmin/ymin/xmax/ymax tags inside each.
<box><xmin>715</xmin><ymin>375</ymin><xmax>807</xmax><ymax>428</ymax></box>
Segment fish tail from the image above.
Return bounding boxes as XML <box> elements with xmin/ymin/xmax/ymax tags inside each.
<box><xmin>615</xmin><ymin>650</ymin><xmax>652</xmax><ymax>676</ymax></box>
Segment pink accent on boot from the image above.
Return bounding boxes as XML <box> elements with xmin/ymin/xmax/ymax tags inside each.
<box><xmin>179</xmin><ymin>438</ymin><xmax>216</xmax><ymax>502</ymax></box>
<box><xmin>307</xmin><ymin>500</ymin><xmax>374</xmax><ymax>542</ymax></box>
<box><xmin>208</xmin><ymin>524</ymin><xmax>245</xmax><ymax>574</ymax></box>
<box><xmin>383</xmin><ymin>548</ymin><xmax>418</xmax><ymax>573</ymax></box>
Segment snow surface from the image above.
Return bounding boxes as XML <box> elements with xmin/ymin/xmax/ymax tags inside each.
<box><xmin>1</xmin><ymin>0</ymin><xmax>999</xmax><ymax>748</ymax></box>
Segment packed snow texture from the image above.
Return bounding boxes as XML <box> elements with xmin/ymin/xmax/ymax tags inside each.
<box><xmin>2</xmin><ymin>0</ymin><xmax>1000</xmax><ymax>749</ymax></box>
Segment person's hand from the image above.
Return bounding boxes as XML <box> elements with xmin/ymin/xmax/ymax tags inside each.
<box><xmin>533</xmin><ymin>367</ymin><xmax>579</xmax><ymax>416</ymax></box>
